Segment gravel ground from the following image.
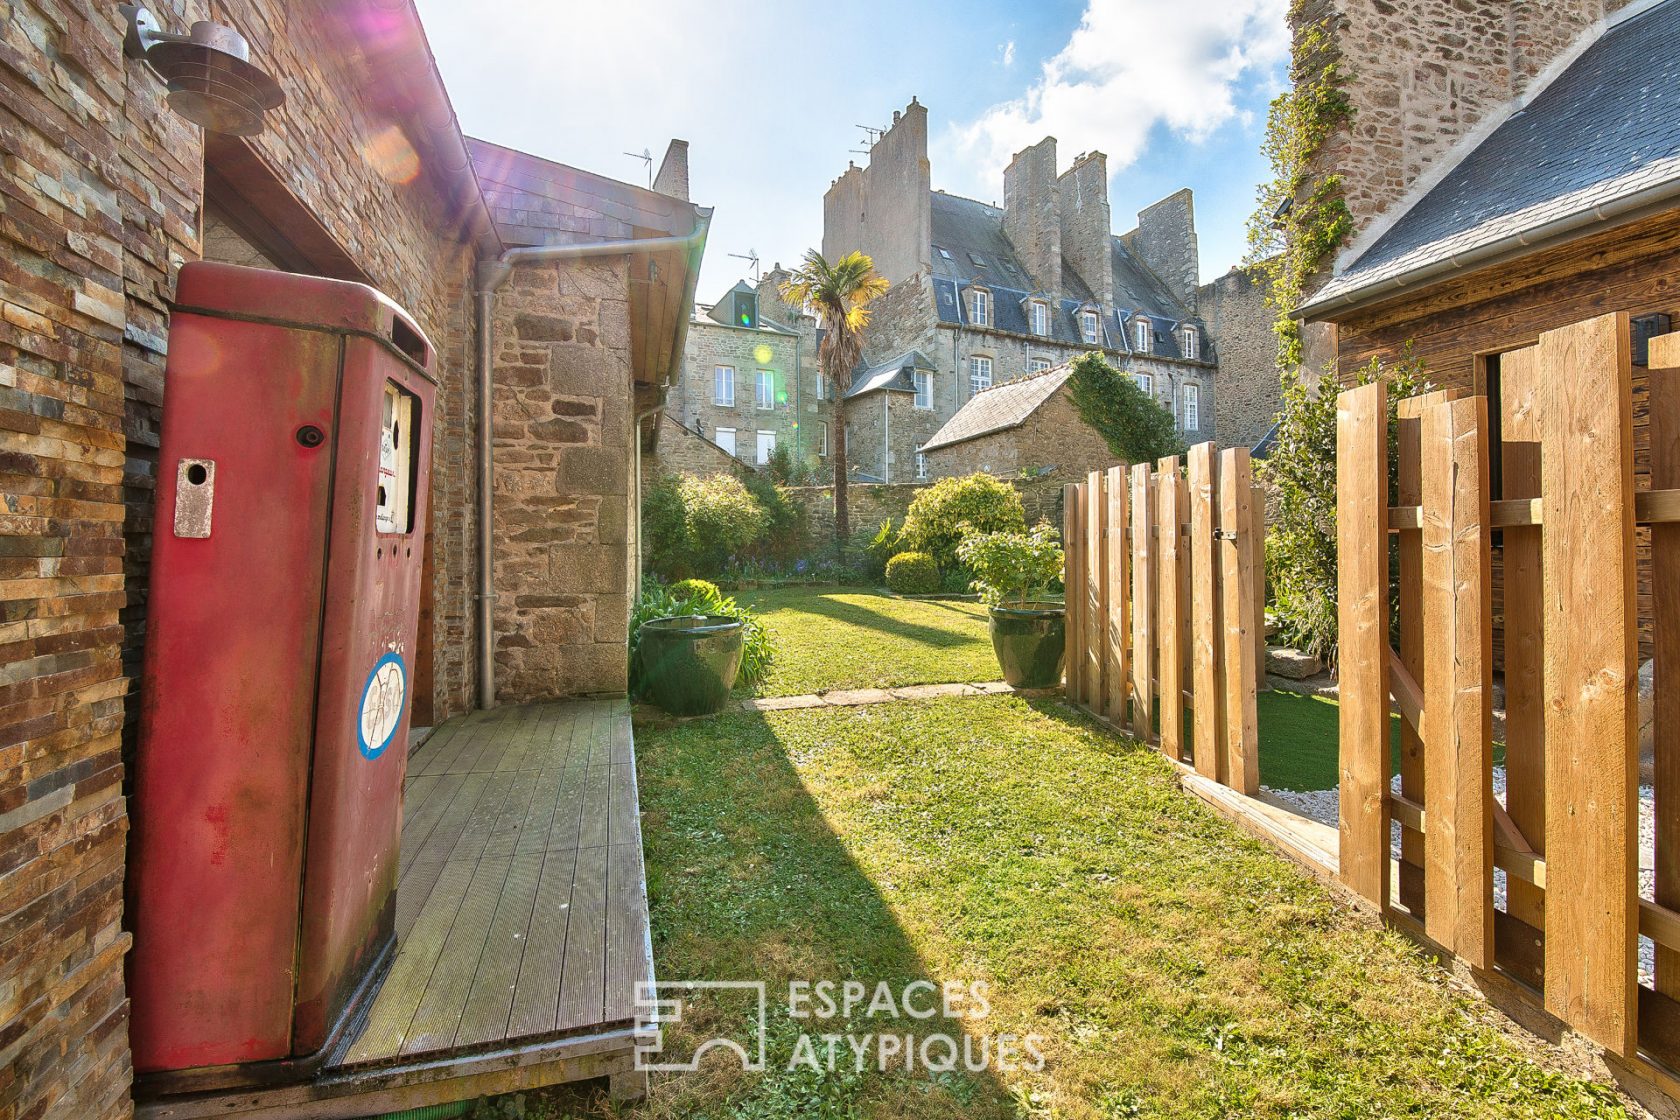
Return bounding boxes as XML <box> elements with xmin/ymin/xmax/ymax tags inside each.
<box><xmin>1265</xmin><ymin>771</ymin><xmax>1658</xmax><ymax>985</ymax></box>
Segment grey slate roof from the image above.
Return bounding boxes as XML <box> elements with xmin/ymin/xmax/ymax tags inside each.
<box><xmin>1305</xmin><ymin>0</ymin><xmax>1680</xmax><ymax>315</ymax></box>
<box><xmin>466</xmin><ymin>136</ymin><xmax>696</xmax><ymax>245</ymax></box>
<box><xmin>920</xmin><ymin>364</ymin><xmax>1072</xmax><ymax>452</ymax></box>
<box><xmin>847</xmin><ymin>349</ymin><xmax>936</xmax><ymax>398</ymax></box>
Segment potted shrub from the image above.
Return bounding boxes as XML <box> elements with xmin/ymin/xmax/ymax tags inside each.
<box><xmin>956</xmin><ymin>522</ymin><xmax>1066</xmax><ymax>689</ymax></box>
<box><xmin>630</xmin><ymin>580</ymin><xmax>774</xmax><ymax>716</ymax></box>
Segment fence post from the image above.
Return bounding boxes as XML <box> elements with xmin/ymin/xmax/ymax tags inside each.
<box><xmin>1336</xmin><ymin>381</ymin><xmax>1390</xmax><ymax>909</ymax></box>
<box><xmin>1086</xmin><ymin>470</ymin><xmax>1107</xmax><ymax>714</ymax></box>
<box><xmin>1130</xmin><ymin>464</ymin><xmax>1155</xmax><ymax>741</ymax></box>
<box><xmin>1157</xmin><ymin>456</ymin><xmax>1185</xmax><ymax>762</ymax></box>
<box><xmin>1218</xmin><ymin>447</ymin><xmax>1260</xmax><ymax>796</ymax></box>
<box><xmin>1419</xmin><ymin>396</ymin><xmax>1493</xmax><ymax>969</ymax></box>
<box><xmin>1188</xmin><ymin>443</ymin><xmax>1222</xmax><ymax>780</ymax></box>
<box><xmin>1539</xmin><ymin>313</ymin><xmax>1638</xmax><ymax>1056</ymax></box>
<box><xmin>1106</xmin><ymin>465</ymin><xmax>1130</xmax><ymax>722</ymax></box>
<box><xmin>1063</xmin><ymin>482</ymin><xmax>1083</xmax><ymax>699</ymax></box>
<box><xmin>1652</xmin><ymin>332</ymin><xmax>1680</xmax><ymax>1004</ymax></box>
<box><xmin>1496</xmin><ymin>351</ymin><xmax>1546</xmax><ymax>935</ymax></box>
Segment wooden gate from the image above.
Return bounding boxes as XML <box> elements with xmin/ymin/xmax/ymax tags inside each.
<box><xmin>1061</xmin><ymin>445</ymin><xmax>1264</xmax><ymax>795</ymax></box>
<box><xmin>1334</xmin><ymin>310</ymin><xmax>1680</xmax><ymax>1064</ymax></box>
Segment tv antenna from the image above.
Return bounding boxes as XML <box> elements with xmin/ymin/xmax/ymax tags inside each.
<box><xmin>622</xmin><ymin>147</ymin><xmax>653</xmax><ymax>187</ymax></box>
<box><xmin>851</xmin><ymin>123</ymin><xmax>884</xmax><ymax>157</ymax></box>
<box><xmin>728</xmin><ymin>248</ymin><xmax>761</xmax><ymax>281</ymax></box>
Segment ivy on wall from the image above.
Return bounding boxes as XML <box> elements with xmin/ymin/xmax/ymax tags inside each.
<box><xmin>1065</xmin><ymin>353</ymin><xmax>1185</xmax><ymax>466</ymax></box>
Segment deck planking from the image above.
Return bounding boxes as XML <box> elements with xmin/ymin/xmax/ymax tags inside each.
<box><xmin>339</xmin><ymin>697</ymin><xmax>651</xmax><ymax>1069</ymax></box>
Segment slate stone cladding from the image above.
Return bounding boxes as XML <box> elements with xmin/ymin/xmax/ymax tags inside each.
<box><xmin>1199</xmin><ymin>265</ymin><xmax>1278</xmax><ymax>450</ymax></box>
<box><xmin>821</xmin><ymin>100</ymin><xmax>1229</xmax><ymax>484</ymax></box>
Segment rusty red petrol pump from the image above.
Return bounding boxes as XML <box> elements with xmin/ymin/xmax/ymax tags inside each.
<box><xmin>128</xmin><ymin>262</ymin><xmax>435</xmax><ymax>1089</ymax></box>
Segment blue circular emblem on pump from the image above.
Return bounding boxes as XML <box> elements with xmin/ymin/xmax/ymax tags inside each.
<box><xmin>357</xmin><ymin>652</ymin><xmax>407</xmax><ymax>760</ymax></box>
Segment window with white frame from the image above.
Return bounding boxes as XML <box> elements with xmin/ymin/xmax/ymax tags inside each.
<box><xmin>715</xmin><ymin>426</ymin><xmax>736</xmax><ymax>456</ymax></box>
<box><xmin>1181</xmin><ymin>383</ymin><xmax>1200</xmax><ymax>431</ymax></box>
<box><xmin>815</xmin><ymin>372</ymin><xmax>825</xmax><ymax>400</ymax></box>
<box><xmin>1029</xmin><ymin>300</ymin><xmax>1049</xmax><ymax>336</ymax></box>
<box><xmin>913</xmin><ymin>369</ymin><xmax>933</xmax><ymax>410</ymax></box>
<box><xmin>969</xmin><ymin>356</ymin><xmax>993</xmax><ymax>395</ymax></box>
<box><xmin>818</xmin><ymin>421</ymin><xmax>829</xmax><ymax>457</ymax></box>
<box><xmin>756</xmin><ymin>369</ymin><xmax>775</xmax><ymax>409</ymax></box>
<box><xmin>1133</xmin><ymin>318</ymin><xmax>1151</xmax><ymax>351</ymax></box>
<box><xmin>1080</xmin><ymin>309</ymin><xmax>1100</xmax><ymax>345</ymax></box>
<box><xmin>1134</xmin><ymin>371</ymin><xmax>1153</xmax><ymax>395</ymax></box>
<box><xmin>755</xmin><ymin>429</ymin><xmax>776</xmax><ymax>465</ymax></box>
<box><xmin>969</xmin><ymin>288</ymin><xmax>990</xmax><ymax>327</ymax></box>
<box><xmin>916</xmin><ymin>447</ymin><xmax>929</xmax><ymax>480</ymax></box>
<box><xmin>1029</xmin><ymin>357</ymin><xmax>1051</xmax><ymax>374</ymax></box>
<box><xmin>713</xmin><ymin>364</ymin><xmax>735</xmax><ymax>405</ymax></box>
<box><xmin>1181</xmin><ymin>326</ymin><xmax>1199</xmax><ymax>361</ymax></box>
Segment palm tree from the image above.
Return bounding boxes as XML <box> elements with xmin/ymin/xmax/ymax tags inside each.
<box><xmin>779</xmin><ymin>249</ymin><xmax>888</xmax><ymax>546</ymax></box>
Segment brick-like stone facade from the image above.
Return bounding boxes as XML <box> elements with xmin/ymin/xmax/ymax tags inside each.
<box><xmin>1126</xmin><ymin>190</ymin><xmax>1200</xmax><ymax>311</ymax></box>
<box><xmin>923</xmin><ymin>388</ymin><xmax>1120</xmax><ymax>484</ymax></box>
<box><xmin>644</xmin><ymin>414</ymin><xmax>744</xmax><ymax>497</ymax></box>
<box><xmin>1199</xmin><ymin>265</ymin><xmax>1279</xmax><ymax>448</ymax></box>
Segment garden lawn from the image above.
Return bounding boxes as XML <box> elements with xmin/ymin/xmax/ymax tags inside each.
<box><xmin>1256</xmin><ymin>689</ymin><xmax>1501</xmax><ymax>792</ymax></box>
<box><xmin>736</xmin><ymin>586</ymin><xmax>996</xmax><ymax>696</ymax></box>
<box><xmin>609</xmin><ymin>696</ymin><xmax>1625</xmax><ymax>1120</ymax></box>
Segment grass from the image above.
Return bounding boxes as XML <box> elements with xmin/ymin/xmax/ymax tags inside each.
<box><xmin>579</xmin><ymin>696</ymin><xmax>1622</xmax><ymax>1119</ymax></box>
<box><xmin>1255</xmin><ymin>690</ymin><xmax>1503</xmax><ymax>792</ymax></box>
<box><xmin>736</xmin><ymin>586</ymin><xmax>996</xmax><ymax>696</ymax></box>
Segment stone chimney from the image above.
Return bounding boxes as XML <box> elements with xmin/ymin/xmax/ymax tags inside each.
<box><xmin>652</xmin><ymin>139</ymin><xmax>689</xmax><ymax>200</ymax></box>
<box><xmin>1130</xmin><ymin>189</ymin><xmax>1199</xmax><ymax>312</ymax></box>
<box><xmin>1057</xmin><ymin>151</ymin><xmax>1112</xmax><ymax>308</ymax></box>
<box><xmin>1002</xmin><ymin>137</ymin><xmax>1061</xmax><ymax>296</ymax></box>
<box><xmin>821</xmin><ymin>98</ymin><xmax>932</xmax><ymax>286</ymax></box>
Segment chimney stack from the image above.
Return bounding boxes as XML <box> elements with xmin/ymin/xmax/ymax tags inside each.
<box><xmin>821</xmin><ymin>98</ymin><xmax>932</xmax><ymax>286</ymax></box>
<box><xmin>652</xmin><ymin>139</ymin><xmax>689</xmax><ymax>200</ymax></box>
<box><xmin>1002</xmin><ymin>137</ymin><xmax>1061</xmax><ymax>297</ymax></box>
<box><xmin>1057</xmin><ymin>151</ymin><xmax>1112</xmax><ymax>308</ymax></box>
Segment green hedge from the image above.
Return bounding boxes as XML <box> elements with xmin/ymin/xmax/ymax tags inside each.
<box><xmin>899</xmin><ymin>474</ymin><xmax>1025</xmax><ymax>570</ymax></box>
<box><xmin>885</xmin><ymin>551</ymin><xmax>940</xmax><ymax>595</ymax></box>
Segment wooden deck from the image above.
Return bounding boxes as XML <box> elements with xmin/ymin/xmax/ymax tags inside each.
<box><xmin>140</xmin><ymin>698</ymin><xmax>654</xmax><ymax>1119</ymax></box>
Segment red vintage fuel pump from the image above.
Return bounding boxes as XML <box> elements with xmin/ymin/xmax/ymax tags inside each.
<box><xmin>128</xmin><ymin>262</ymin><xmax>436</xmax><ymax>1088</ymax></box>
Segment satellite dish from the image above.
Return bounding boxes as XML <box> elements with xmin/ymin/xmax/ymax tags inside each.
<box><xmin>119</xmin><ymin>6</ymin><xmax>285</xmax><ymax>137</ymax></box>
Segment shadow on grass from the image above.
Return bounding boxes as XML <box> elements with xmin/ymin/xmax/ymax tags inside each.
<box><xmin>602</xmin><ymin>706</ymin><xmax>1020</xmax><ymax>1119</ymax></box>
<box><xmin>766</xmin><ymin>592</ymin><xmax>983</xmax><ymax>650</ymax></box>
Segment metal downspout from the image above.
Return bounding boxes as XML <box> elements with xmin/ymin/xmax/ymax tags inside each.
<box><xmin>473</xmin><ymin>219</ymin><xmax>709</xmax><ymax>710</ymax></box>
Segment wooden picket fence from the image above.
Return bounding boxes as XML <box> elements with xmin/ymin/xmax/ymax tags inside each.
<box><xmin>1061</xmin><ymin>446</ymin><xmax>1265</xmax><ymax>793</ymax></box>
<box><xmin>1336</xmin><ymin>310</ymin><xmax>1680</xmax><ymax>1068</ymax></box>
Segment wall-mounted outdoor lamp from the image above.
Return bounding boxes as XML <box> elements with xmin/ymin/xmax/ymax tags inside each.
<box><xmin>119</xmin><ymin>5</ymin><xmax>285</xmax><ymax>136</ymax></box>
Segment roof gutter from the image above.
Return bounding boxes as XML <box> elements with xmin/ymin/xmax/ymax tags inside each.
<box><xmin>1296</xmin><ymin>176</ymin><xmax>1680</xmax><ymax>322</ymax></box>
<box><xmin>473</xmin><ymin>217</ymin><xmax>710</xmax><ymax>710</ymax></box>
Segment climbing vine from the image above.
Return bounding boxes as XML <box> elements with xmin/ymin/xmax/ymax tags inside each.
<box><xmin>1065</xmin><ymin>353</ymin><xmax>1184</xmax><ymax>466</ymax></box>
<box><xmin>1245</xmin><ymin>1</ymin><xmax>1355</xmax><ymax>370</ymax></box>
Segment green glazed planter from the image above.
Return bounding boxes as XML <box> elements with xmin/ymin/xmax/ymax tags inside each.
<box><xmin>637</xmin><ymin>615</ymin><xmax>744</xmax><ymax>716</ymax></box>
<box><xmin>987</xmin><ymin>603</ymin><xmax>1067</xmax><ymax>689</ymax></box>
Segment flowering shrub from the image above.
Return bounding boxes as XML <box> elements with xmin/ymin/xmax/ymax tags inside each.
<box><xmin>956</xmin><ymin>522</ymin><xmax>1064</xmax><ymax>608</ymax></box>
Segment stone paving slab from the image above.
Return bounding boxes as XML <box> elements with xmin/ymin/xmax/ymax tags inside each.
<box><xmin>889</xmin><ymin>683</ymin><xmax>979</xmax><ymax>701</ymax></box>
<box><xmin>739</xmin><ymin>681</ymin><xmax>1037</xmax><ymax>713</ymax></box>
<box><xmin>741</xmin><ymin>694</ymin><xmax>829</xmax><ymax>712</ymax></box>
<box><xmin>819</xmin><ymin>688</ymin><xmax>900</xmax><ymax>707</ymax></box>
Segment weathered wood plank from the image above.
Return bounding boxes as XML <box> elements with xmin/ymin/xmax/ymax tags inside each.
<box><xmin>1156</xmin><ymin>456</ymin><xmax>1185</xmax><ymax>762</ymax></box>
<box><xmin>1395</xmin><ymin>389</ymin><xmax>1450</xmax><ymax>916</ymax></box>
<box><xmin>1420</xmin><ymin>396</ymin><xmax>1494</xmax><ymax>969</ymax></box>
<box><xmin>1063</xmin><ymin>483</ymin><xmax>1083</xmax><ymax>698</ymax></box>
<box><xmin>1538</xmin><ymin>312</ymin><xmax>1638</xmax><ymax>1056</ymax></box>
<box><xmin>1498</xmin><ymin>349</ymin><xmax>1547</xmax><ymax>932</ymax></box>
<box><xmin>1129</xmin><ymin>463</ymin><xmax>1154</xmax><ymax>741</ymax></box>
<box><xmin>1087</xmin><ymin>470</ymin><xmax>1108</xmax><ymax>714</ymax></box>
<box><xmin>604</xmin><ymin>842</ymin><xmax>652</xmax><ymax>1022</ymax></box>
<box><xmin>455</xmin><ymin>850</ymin><xmax>545</xmax><ymax>1047</ymax></box>
<box><xmin>1106</xmin><ymin>464</ymin><xmax>1130</xmax><ymax>722</ymax></box>
<box><xmin>507</xmin><ymin>847</ymin><xmax>577</xmax><ymax>1036</ymax></box>
<box><xmin>1650</xmin><ymin>331</ymin><xmax>1680</xmax><ymax>1000</ymax></box>
<box><xmin>401</xmin><ymin>855</ymin><xmax>515</xmax><ymax>1055</ymax></box>
<box><xmin>1336</xmin><ymin>381</ymin><xmax>1391</xmax><ymax>908</ymax></box>
<box><xmin>556</xmin><ymin>841</ymin><xmax>608</xmax><ymax>1031</ymax></box>
<box><xmin>1188</xmin><ymin>444</ymin><xmax>1221</xmax><ymax>779</ymax></box>
<box><xmin>1218</xmin><ymin>447</ymin><xmax>1259</xmax><ymax>796</ymax></box>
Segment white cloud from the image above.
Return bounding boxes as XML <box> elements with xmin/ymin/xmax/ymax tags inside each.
<box><xmin>942</xmin><ymin>0</ymin><xmax>1288</xmax><ymax>194</ymax></box>
<box><xmin>1002</xmin><ymin>40</ymin><xmax>1016</xmax><ymax>67</ymax></box>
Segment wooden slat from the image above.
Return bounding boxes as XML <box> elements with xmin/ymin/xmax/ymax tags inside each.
<box><xmin>1652</xmin><ymin>330</ymin><xmax>1680</xmax><ymax>999</ymax></box>
<box><xmin>1218</xmin><ymin>447</ymin><xmax>1259</xmax><ymax>795</ymax></box>
<box><xmin>1499</xmin><ymin>346</ymin><xmax>1547</xmax><ymax>934</ymax></box>
<box><xmin>1130</xmin><ymin>464</ymin><xmax>1154</xmax><ymax>740</ymax></box>
<box><xmin>1336</xmin><ymin>381</ymin><xmax>1391</xmax><ymax>907</ymax></box>
<box><xmin>604</xmin><ymin>841</ymin><xmax>653</xmax><ymax>1021</ymax></box>
<box><xmin>1393</xmin><ymin>490</ymin><xmax>1680</xmax><ymax>528</ymax></box>
<box><xmin>1156</xmin><ymin>456</ymin><xmax>1185</xmax><ymax>762</ymax></box>
<box><xmin>507</xmin><ymin>847</ymin><xmax>576</xmax><ymax>1036</ymax></box>
<box><xmin>1251</xmin><ymin>478</ymin><xmax>1267</xmax><ymax>690</ymax></box>
<box><xmin>1085</xmin><ymin>471</ymin><xmax>1106</xmax><ymax>712</ymax></box>
<box><xmin>455</xmin><ymin>850</ymin><xmax>545</xmax><ymax>1047</ymax></box>
<box><xmin>1419</xmin><ymin>395</ymin><xmax>1493</xmax><ymax>969</ymax></box>
<box><xmin>400</xmin><ymin>854</ymin><xmax>513</xmax><ymax>1055</ymax></box>
<box><xmin>1063</xmin><ymin>483</ymin><xmax>1083</xmax><ymax>698</ymax></box>
<box><xmin>1388</xmin><ymin>792</ymin><xmax>1425</xmax><ymax>834</ymax></box>
<box><xmin>1396</xmin><ymin>389</ymin><xmax>1447</xmax><ymax>916</ymax></box>
<box><xmin>1538</xmin><ymin>311</ymin><xmax>1638</xmax><ymax>1056</ymax></box>
<box><xmin>1106</xmin><ymin>465</ymin><xmax>1130</xmax><ymax>723</ymax></box>
<box><xmin>555</xmin><ymin>842</ymin><xmax>608</xmax><ymax>1031</ymax></box>
<box><xmin>1188</xmin><ymin>444</ymin><xmax>1221</xmax><ymax>779</ymax></box>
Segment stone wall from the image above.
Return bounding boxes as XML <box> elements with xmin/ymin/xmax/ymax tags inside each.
<box><xmin>1200</xmin><ymin>264</ymin><xmax>1279</xmax><ymax>448</ymax></box>
<box><xmin>645</xmin><ymin>414</ymin><xmax>745</xmax><ymax>494</ymax></box>
<box><xmin>786</xmin><ymin>482</ymin><xmax>926</xmax><ymax>545</ymax></box>
<box><xmin>489</xmin><ymin>260</ymin><xmax>634</xmax><ymax>702</ymax></box>
<box><xmin>1002</xmin><ymin>138</ymin><xmax>1063</xmax><ymax>296</ymax></box>
<box><xmin>821</xmin><ymin>99</ymin><xmax>931</xmax><ymax>287</ymax></box>
<box><xmin>1058</xmin><ymin>152</ymin><xmax>1114</xmax><ymax>306</ymax></box>
<box><xmin>924</xmin><ymin>389</ymin><xmax>1120</xmax><ymax>486</ymax></box>
<box><xmin>671</xmin><ymin>316</ymin><xmax>826</xmax><ymax>469</ymax></box>
<box><xmin>1127</xmin><ymin>190</ymin><xmax>1200</xmax><ymax>311</ymax></box>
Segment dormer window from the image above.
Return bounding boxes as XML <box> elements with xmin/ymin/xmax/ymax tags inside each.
<box><xmin>969</xmin><ymin>251</ymin><xmax>987</xmax><ymax>267</ymax></box>
<box><xmin>1181</xmin><ymin>325</ymin><xmax>1200</xmax><ymax>361</ymax></box>
<box><xmin>1080</xmin><ymin>310</ymin><xmax>1100</xmax><ymax>345</ymax></box>
<box><xmin>1029</xmin><ymin>300</ymin><xmax>1050</xmax><ymax>336</ymax></box>
<box><xmin>969</xmin><ymin>288</ymin><xmax>991</xmax><ymax>327</ymax></box>
<box><xmin>1133</xmin><ymin>316</ymin><xmax>1151</xmax><ymax>351</ymax></box>
<box><xmin>936</xmin><ymin>246</ymin><xmax>953</xmax><ymax>260</ymax></box>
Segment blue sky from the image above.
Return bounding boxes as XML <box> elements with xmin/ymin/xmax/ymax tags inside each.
<box><xmin>413</xmin><ymin>0</ymin><xmax>1288</xmax><ymax>302</ymax></box>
